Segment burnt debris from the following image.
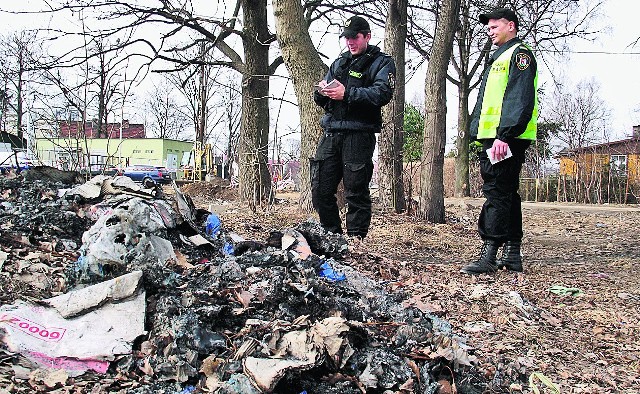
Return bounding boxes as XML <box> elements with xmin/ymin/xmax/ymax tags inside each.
<box><xmin>0</xmin><ymin>172</ymin><xmax>486</xmax><ymax>393</ymax></box>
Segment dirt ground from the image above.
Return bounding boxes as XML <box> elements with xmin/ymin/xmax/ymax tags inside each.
<box><xmin>185</xmin><ymin>180</ymin><xmax>640</xmax><ymax>393</ymax></box>
<box><xmin>1</xmin><ymin>175</ymin><xmax>638</xmax><ymax>393</ymax></box>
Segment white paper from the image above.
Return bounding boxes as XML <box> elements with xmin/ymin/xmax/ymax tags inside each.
<box><xmin>315</xmin><ymin>79</ymin><xmax>339</xmax><ymax>92</ymax></box>
<box><xmin>487</xmin><ymin>146</ymin><xmax>513</xmax><ymax>165</ymax></box>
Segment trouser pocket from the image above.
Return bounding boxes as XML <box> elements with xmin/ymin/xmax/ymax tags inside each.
<box><xmin>343</xmin><ymin>162</ymin><xmax>372</xmax><ymax>192</ymax></box>
<box><xmin>310</xmin><ymin>158</ymin><xmax>321</xmax><ymax>199</ymax></box>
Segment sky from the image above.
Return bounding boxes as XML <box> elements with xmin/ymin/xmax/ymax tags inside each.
<box><xmin>564</xmin><ymin>0</ymin><xmax>640</xmax><ymax>139</ymax></box>
<box><xmin>1</xmin><ymin>0</ymin><xmax>639</xmax><ymax>151</ymax></box>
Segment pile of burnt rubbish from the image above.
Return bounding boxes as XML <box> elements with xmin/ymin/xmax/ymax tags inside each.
<box><xmin>0</xmin><ymin>167</ymin><xmax>485</xmax><ymax>393</ymax></box>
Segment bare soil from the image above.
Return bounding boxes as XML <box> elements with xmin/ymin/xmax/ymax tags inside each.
<box><xmin>195</xmin><ymin>185</ymin><xmax>640</xmax><ymax>393</ymax></box>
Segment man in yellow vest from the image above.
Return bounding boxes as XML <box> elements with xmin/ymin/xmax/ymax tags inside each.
<box><xmin>461</xmin><ymin>8</ymin><xmax>538</xmax><ymax>275</ymax></box>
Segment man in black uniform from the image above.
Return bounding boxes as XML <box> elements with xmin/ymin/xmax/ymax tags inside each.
<box><xmin>461</xmin><ymin>8</ymin><xmax>538</xmax><ymax>274</ymax></box>
<box><xmin>311</xmin><ymin>16</ymin><xmax>396</xmax><ymax>239</ymax></box>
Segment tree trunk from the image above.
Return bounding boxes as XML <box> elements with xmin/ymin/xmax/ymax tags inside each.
<box><xmin>454</xmin><ymin>77</ymin><xmax>470</xmax><ymax>197</ymax></box>
<box><xmin>272</xmin><ymin>0</ymin><xmax>326</xmax><ymax>213</ymax></box>
<box><xmin>419</xmin><ymin>0</ymin><xmax>461</xmax><ymax>223</ymax></box>
<box><xmin>451</xmin><ymin>0</ymin><xmax>496</xmax><ymax>198</ymax></box>
<box><xmin>197</xmin><ymin>42</ymin><xmax>207</xmax><ymax>145</ymax></box>
<box><xmin>239</xmin><ymin>0</ymin><xmax>272</xmax><ymax>205</ymax></box>
<box><xmin>379</xmin><ymin>0</ymin><xmax>408</xmax><ymax>213</ymax></box>
<box><xmin>16</xmin><ymin>50</ymin><xmax>24</xmax><ymax>141</ymax></box>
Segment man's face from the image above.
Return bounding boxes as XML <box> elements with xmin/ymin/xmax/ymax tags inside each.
<box><xmin>486</xmin><ymin>18</ymin><xmax>516</xmax><ymax>46</ymax></box>
<box><xmin>344</xmin><ymin>32</ymin><xmax>371</xmax><ymax>55</ymax></box>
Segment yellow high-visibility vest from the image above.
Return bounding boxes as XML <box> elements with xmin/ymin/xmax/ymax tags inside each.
<box><xmin>477</xmin><ymin>43</ymin><xmax>538</xmax><ymax>140</ymax></box>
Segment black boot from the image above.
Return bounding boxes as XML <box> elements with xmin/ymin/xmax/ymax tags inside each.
<box><xmin>460</xmin><ymin>240</ymin><xmax>500</xmax><ymax>274</ymax></box>
<box><xmin>496</xmin><ymin>241</ymin><xmax>523</xmax><ymax>272</ymax></box>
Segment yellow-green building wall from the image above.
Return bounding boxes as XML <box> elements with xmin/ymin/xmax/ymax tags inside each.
<box><xmin>34</xmin><ymin>137</ymin><xmax>195</xmax><ymax>170</ymax></box>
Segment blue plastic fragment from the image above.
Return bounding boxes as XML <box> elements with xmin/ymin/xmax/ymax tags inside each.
<box><xmin>223</xmin><ymin>242</ymin><xmax>234</xmax><ymax>255</ymax></box>
<box><xmin>319</xmin><ymin>260</ymin><xmax>346</xmax><ymax>282</ymax></box>
<box><xmin>178</xmin><ymin>385</ymin><xmax>196</xmax><ymax>394</ymax></box>
<box><xmin>205</xmin><ymin>213</ymin><xmax>221</xmax><ymax>236</ymax></box>
<box><xmin>74</xmin><ymin>255</ymin><xmax>86</xmax><ymax>273</ymax></box>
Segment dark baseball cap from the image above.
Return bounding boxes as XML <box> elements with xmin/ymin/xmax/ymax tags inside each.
<box><xmin>339</xmin><ymin>16</ymin><xmax>371</xmax><ymax>38</ymax></box>
<box><xmin>479</xmin><ymin>8</ymin><xmax>519</xmax><ymax>30</ymax></box>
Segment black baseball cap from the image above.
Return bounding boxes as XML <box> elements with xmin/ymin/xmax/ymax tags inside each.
<box><xmin>479</xmin><ymin>8</ymin><xmax>519</xmax><ymax>30</ymax></box>
<box><xmin>339</xmin><ymin>16</ymin><xmax>371</xmax><ymax>38</ymax></box>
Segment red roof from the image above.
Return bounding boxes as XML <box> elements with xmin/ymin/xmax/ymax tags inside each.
<box><xmin>58</xmin><ymin>120</ymin><xmax>145</xmax><ymax>139</ymax></box>
<box><xmin>558</xmin><ymin>137</ymin><xmax>640</xmax><ymax>156</ymax></box>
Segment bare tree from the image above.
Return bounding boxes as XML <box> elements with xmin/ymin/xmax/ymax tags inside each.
<box><xmin>418</xmin><ymin>0</ymin><xmax>461</xmax><ymax>223</ymax></box>
<box><xmin>378</xmin><ymin>0</ymin><xmax>408</xmax><ymax>213</ymax></box>
<box><xmin>144</xmin><ymin>78</ymin><xmax>190</xmax><ymax>140</ymax></box>
<box><xmin>545</xmin><ymin>78</ymin><xmax>611</xmax><ymax>151</ymax></box>
<box><xmin>7</xmin><ymin>1</ymin><xmax>283</xmax><ymax>204</ymax></box>
<box><xmin>0</xmin><ymin>31</ymin><xmax>39</xmax><ymax>141</ymax></box>
<box><xmin>272</xmin><ymin>0</ymin><xmax>327</xmax><ymax>212</ymax></box>
<box><xmin>90</xmin><ymin>37</ymin><xmax>126</xmax><ymax>138</ymax></box>
<box><xmin>449</xmin><ymin>0</ymin><xmax>604</xmax><ymax>198</ymax></box>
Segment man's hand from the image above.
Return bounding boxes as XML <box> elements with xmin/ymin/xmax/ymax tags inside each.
<box><xmin>316</xmin><ymin>79</ymin><xmax>328</xmax><ymax>95</ymax></box>
<box><xmin>490</xmin><ymin>139</ymin><xmax>509</xmax><ymax>162</ymax></box>
<box><xmin>318</xmin><ymin>80</ymin><xmax>345</xmax><ymax>100</ymax></box>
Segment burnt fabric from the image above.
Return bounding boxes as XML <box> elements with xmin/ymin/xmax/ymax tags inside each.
<box><xmin>477</xmin><ymin>139</ymin><xmax>530</xmax><ymax>242</ymax></box>
<box><xmin>311</xmin><ymin>131</ymin><xmax>376</xmax><ymax>238</ymax></box>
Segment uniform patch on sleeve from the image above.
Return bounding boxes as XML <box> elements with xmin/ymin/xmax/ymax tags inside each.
<box><xmin>388</xmin><ymin>73</ymin><xmax>396</xmax><ymax>89</ymax></box>
<box><xmin>516</xmin><ymin>52</ymin><xmax>531</xmax><ymax>70</ymax></box>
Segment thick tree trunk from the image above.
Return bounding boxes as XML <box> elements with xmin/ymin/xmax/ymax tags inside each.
<box><xmin>454</xmin><ymin>78</ymin><xmax>470</xmax><ymax>197</ymax></box>
<box><xmin>452</xmin><ymin>0</ymin><xmax>499</xmax><ymax>198</ymax></box>
<box><xmin>272</xmin><ymin>0</ymin><xmax>326</xmax><ymax>213</ymax></box>
<box><xmin>379</xmin><ymin>0</ymin><xmax>407</xmax><ymax>213</ymax></box>
<box><xmin>238</xmin><ymin>0</ymin><xmax>272</xmax><ymax>206</ymax></box>
<box><xmin>419</xmin><ymin>0</ymin><xmax>461</xmax><ymax>223</ymax></box>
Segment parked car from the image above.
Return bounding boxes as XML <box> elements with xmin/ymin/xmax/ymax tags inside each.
<box><xmin>122</xmin><ymin>165</ymin><xmax>172</xmax><ymax>187</ymax></box>
<box><xmin>0</xmin><ymin>151</ymin><xmax>32</xmax><ymax>174</ymax></box>
<box><xmin>83</xmin><ymin>165</ymin><xmax>120</xmax><ymax>177</ymax></box>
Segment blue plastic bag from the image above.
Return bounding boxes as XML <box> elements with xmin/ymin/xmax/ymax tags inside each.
<box><xmin>319</xmin><ymin>260</ymin><xmax>346</xmax><ymax>282</ymax></box>
<box><xmin>205</xmin><ymin>213</ymin><xmax>221</xmax><ymax>236</ymax></box>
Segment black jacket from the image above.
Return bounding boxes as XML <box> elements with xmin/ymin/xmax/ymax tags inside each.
<box><xmin>470</xmin><ymin>38</ymin><xmax>537</xmax><ymax>142</ymax></box>
<box><xmin>314</xmin><ymin>45</ymin><xmax>396</xmax><ymax>133</ymax></box>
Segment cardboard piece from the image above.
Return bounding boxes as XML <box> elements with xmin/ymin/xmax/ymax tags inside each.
<box><xmin>0</xmin><ymin>271</ymin><xmax>146</xmax><ymax>376</ymax></box>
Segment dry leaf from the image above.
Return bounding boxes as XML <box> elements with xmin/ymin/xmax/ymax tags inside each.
<box><xmin>235</xmin><ymin>289</ymin><xmax>254</xmax><ymax>309</ymax></box>
<box><xmin>438</xmin><ymin>379</ymin><xmax>453</xmax><ymax>394</ymax></box>
<box><xmin>173</xmin><ymin>250</ymin><xmax>194</xmax><ymax>269</ymax></box>
<box><xmin>43</xmin><ymin>369</ymin><xmax>68</xmax><ymax>389</ymax></box>
<box><xmin>139</xmin><ymin>358</ymin><xmax>154</xmax><ymax>376</ymax></box>
<box><xmin>540</xmin><ymin>311</ymin><xmax>562</xmax><ymax>327</ymax></box>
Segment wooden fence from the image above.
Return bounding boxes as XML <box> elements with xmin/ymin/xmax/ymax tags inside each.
<box><xmin>519</xmin><ymin>175</ymin><xmax>638</xmax><ymax>204</ymax></box>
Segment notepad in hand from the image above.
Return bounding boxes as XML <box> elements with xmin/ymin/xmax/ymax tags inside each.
<box><xmin>314</xmin><ymin>79</ymin><xmax>339</xmax><ymax>92</ymax></box>
<box><xmin>487</xmin><ymin>146</ymin><xmax>513</xmax><ymax>164</ymax></box>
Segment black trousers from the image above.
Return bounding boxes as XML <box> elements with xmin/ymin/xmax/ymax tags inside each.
<box><xmin>478</xmin><ymin>139</ymin><xmax>531</xmax><ymax>243</ymax></box>
<box><xmin>310</xmin><ymin>131</ymin><xmax>376</xmax><ymax>237</ymax></box>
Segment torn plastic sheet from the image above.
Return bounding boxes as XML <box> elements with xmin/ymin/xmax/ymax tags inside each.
<box><xmin>281</xmin><ymin>229</ymin><xmax>312</xmax><ymax>260</ymax></box>
<box><xmin>64</xmin><ymin>175</ymin><xmax>156</xmax><ymax>200</ymax></box>
<box><xmin>0</xmin><ymin>271</ymin><xmax>146</xmax><ymax>376</ymax></box>
<box><xmin>79</xmin><ymin>196</ymin><xmax>178</xmax><ymax>276</ymax></box>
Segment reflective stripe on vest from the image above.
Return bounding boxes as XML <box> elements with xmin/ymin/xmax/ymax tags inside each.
<box><xmin>477</xmin><ymin>43</ymin><xmax>538</xmax><ymax>140</ymax></box>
